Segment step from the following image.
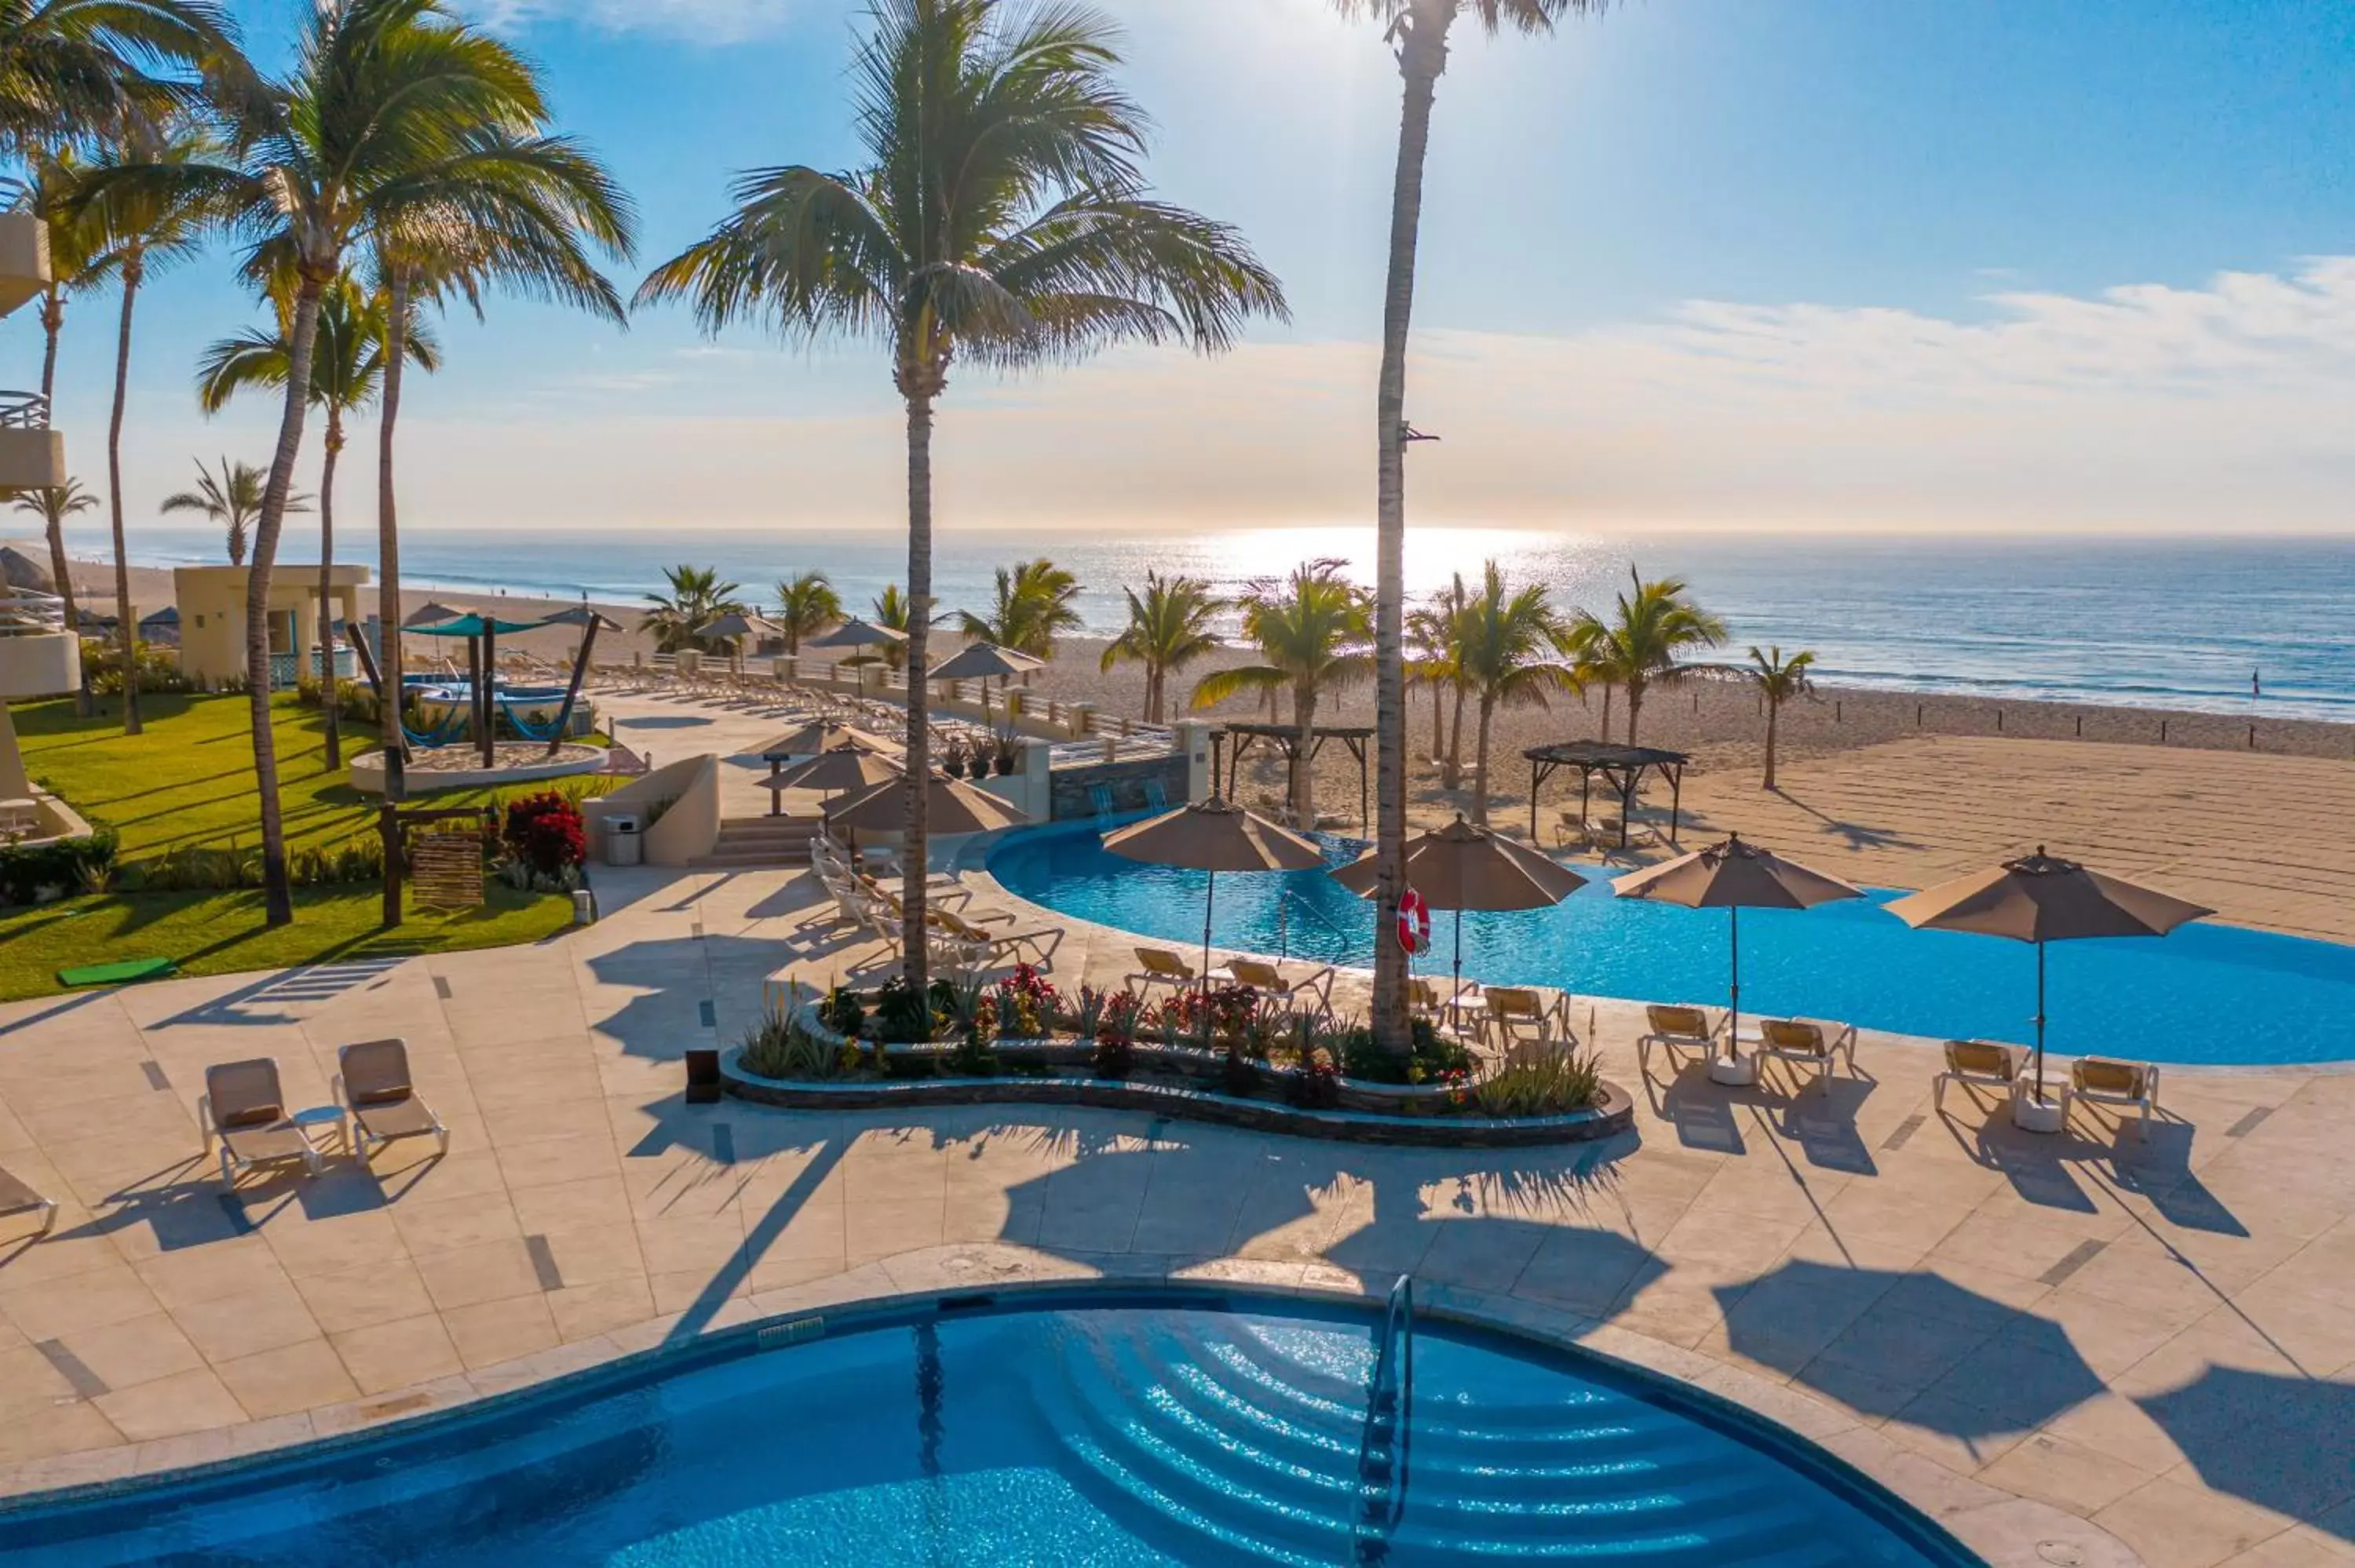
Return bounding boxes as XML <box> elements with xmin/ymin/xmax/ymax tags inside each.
<box><xmin>1045</xmin><ymin>1318</ymin><xmax>1853</xmax><ymax>1567</ymax></box>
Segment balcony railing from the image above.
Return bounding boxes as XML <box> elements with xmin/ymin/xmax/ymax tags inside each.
<box><xmin>0</xmin><ymin>390</ymin><xmax>50</xmax><ymax>431</ymax></box>
<box><xmin>0</xmin><ymin>589</ymin><xmax>65</xmax><ymax>636</ymax></box>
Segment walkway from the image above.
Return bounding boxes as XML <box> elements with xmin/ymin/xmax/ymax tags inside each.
<box><xmin>0</xmin><ymin>862</ymin><xmax>2348</xmax><ymax>1568</ymax></box>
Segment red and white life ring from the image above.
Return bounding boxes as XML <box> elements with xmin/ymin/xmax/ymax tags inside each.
<box><xmin>1397</xmin><ymin>888</ymin><xmax>1433</xmax><ymax>955</ymax></box>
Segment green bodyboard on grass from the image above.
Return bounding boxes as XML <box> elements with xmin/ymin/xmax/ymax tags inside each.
<box><xmin>57</xmin><ymin>957</ymin><xmax>178</xmax><ymax>988</ymax></box>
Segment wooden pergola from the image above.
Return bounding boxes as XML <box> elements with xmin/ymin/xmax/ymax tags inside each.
<box><xmin>1524</xmin><ymin>739</ymin><xmax>1691</xmax><ymax>849</ymax></box>
<box><xmin>1215</xmin><ymin>722</ymin><xmax>1375</xmax><ymax>830</ymax></box>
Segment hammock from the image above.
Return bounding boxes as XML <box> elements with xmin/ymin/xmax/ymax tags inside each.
<box><xmin>401</xmin><ymin>698</ymin><xmax>471</xmax><ymax>750</ymax></box>
<box><xmin>497</xmin><ymin>693</ymin><xmax>570</xmax><ymax>743</ymax></box>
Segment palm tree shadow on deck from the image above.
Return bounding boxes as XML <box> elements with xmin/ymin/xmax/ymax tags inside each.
<box><xmin>1764</xmin><ymin>788</ymin><xmax>1926</xmax><ymax>853</ymax></box>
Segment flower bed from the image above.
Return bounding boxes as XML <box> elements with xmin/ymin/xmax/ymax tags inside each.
<box><xmin>722</xmin><ymin>968</ymin><xmax>1635</xmax><ymax>1147</ymax></box>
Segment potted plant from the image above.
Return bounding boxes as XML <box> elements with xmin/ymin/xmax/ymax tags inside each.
<box><xmin>992</xmin><ymin>735</ymin><xmax>1020</xmax><ymax>776</ymax></box>
<box><xmin>940</xmin><ymin>742</ymin><xmax>966</xmax><ymax>779</ymax></box>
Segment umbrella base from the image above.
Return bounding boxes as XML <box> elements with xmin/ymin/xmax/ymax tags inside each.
<box><xmin>2012</xmin><ymin>1094</ymin><xmax>2066</xmax><ymax>1134</ymax></box>
<box><xmin>1707</xmin><ymin>1055</ymin><xmax>1759</xmax><ymax>1087</ymax></box>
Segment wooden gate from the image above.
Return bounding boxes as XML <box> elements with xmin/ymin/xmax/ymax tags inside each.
<box><xmin>407</xmin><ymin>829</ymin><xmax>484</xmax><ymax>910</ymax></box>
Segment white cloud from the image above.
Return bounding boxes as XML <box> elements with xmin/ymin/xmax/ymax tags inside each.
<box><xmin>82</xmin><ymin>257</ymin><xmax>2355</xmax><ymax>535</ymax></box>
<box><xmin>464</xmin><ymin>0</ymin><xmax>798</xmax><ymax>44</ymax></box>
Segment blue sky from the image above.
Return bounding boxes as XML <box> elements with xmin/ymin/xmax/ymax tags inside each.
<box><xmin>13</xmin><ymin>0</ymin><xmax>2355</xmax><ymax>545</ymax></box>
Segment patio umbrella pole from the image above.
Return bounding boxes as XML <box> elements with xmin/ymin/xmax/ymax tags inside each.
<box><xmin>1728</xmin><ymin>905</ymin><xmax>1741</xmax><ymax>1065</ymax></box>
<box><xmin>2033</xmin><ymin>939</ymin><xmax>2047</xmax><ymax>1105</ymax></box>
<box><xmin>1201</xmin><ymin>870</ymin><xmax>1216</xmax><ymax>1052</ymax></box>
<box><xmin>1453</xmin><ymin>908</ymin><xmax>1466</xmax><ymax>1034</ymax></box>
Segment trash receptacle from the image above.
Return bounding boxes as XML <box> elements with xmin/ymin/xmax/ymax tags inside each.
<box><xmin>604</xmin><ymin>811</ymin><xmax>643</xmax><ymax>867</ymax></box>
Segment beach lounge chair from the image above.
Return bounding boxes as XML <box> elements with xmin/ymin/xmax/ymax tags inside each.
<box><xmin>1756</xmin><ymin>1017</ymin><xmax>1859</xmax><ymax>1094</ymax></box>
<box><xmin>1129</xmin><ymin>947</ymin><xmax>1198</xmax><ymax>994</ymax></box>
<box><xmin>0</xmin><ymin>1163</ymin><xmax>56</xmax><ymax>1239</ymax></box>
<box><xmin>1932</xmin><ymin>1039</ymin><xmax>2027</xmax><ymax>1112</ymax></box>
<box><xmin>1216</xmin><ymin>957</ymin><xmax>1338</xmax><ymax>1016</ymax></box>
<box><xmin>1636</xmin><ymin>1004</ymin><xmax>1722</xmax><ymax>1078</ymax></box>
<box><xmin>936</xmin><ymin>906</ymin><xmax>1062</xmax><ymax>967</ymax></box>
<box><xmin>2068</xmin><ymin>1056</ymin><xmax>2161</xmax><ymax>1136</ymax></box>
<box><xmin>1481</xmin><ymin>987</ymin><xmax>1574</xmax><ymax>1063</ymax></box>
<box><xmin>199</xmin><ymin>1059</ymin><xmax>323</xmax><ymax>1189</ymax></box>
<box><xmin>334</xmin><ymin>1039</ymin><xmax>449</xmax><ymax>1162</ymax></box>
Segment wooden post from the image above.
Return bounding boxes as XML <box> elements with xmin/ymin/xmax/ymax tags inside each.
<box><xmin>379</xmin><ymin>801</ymin><xmax>403</xmax><ymax>928</ymax></box>
<box><xmin>546</xmin><ymin>617</ymin><xmax>602</xmax><ymax>760</ymax></box>
<box><xmin>480</xmin><ymin>622</ymin><xmax>498</xmax><ymax>768</ymax></box>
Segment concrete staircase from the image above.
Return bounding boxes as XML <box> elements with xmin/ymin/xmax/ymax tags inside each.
<box><xmin>690</xmin><ymin>814</ymin><xmax>821</xmax><ymax>870</ymax></box>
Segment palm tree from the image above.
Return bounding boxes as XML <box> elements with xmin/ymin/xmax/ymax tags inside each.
<box><xmin>772</xmin><ymin>570</ymin><xmax>842</xmax><ymax>656</ymax></box>
<box><xmin>198</xmin><ymin>275</ymin><xmax>440</xmax><ymax>768</ymax></box>
<box><xmin>1455</xmin><ymin>561</ymin><xmax>1577</xmax><ymax>826</ymax></box>
<box><xmin>89</xmin><ymin>0</ymin><xmax>633</xmax><ymax>925</ymax></box>
<box><xmin>77</xmin><ymin>113</ymin><xmax>211</xmax><ymax>738</ymax></box>
<box><xmin>1745</xmin><ymin>645</ymin><xmax>1815</xmax><ymax>790</ymax></box>
<box><xmin>10</xmin><ymin>480</ymin><xmax>94</xmax><ymax>706</ymax></box>
<box><xmin>19</xmin><ymin>151</ymin><xmax>112</xmax><ymax>704</ymax></box>
<box><xmin>1101</xmin><ymin>571</ymin><xmax>1223</xmax><ymax>724</ymax></box>
<box><xmin>1336</xmin><ymin>0</ymin><xmax>1606</xmax><ymax>1051</ymax></box>
<box><xmin>871</xmin><ymin>583</ymin><xmax>911</xmax><ymax>674</ymax></box>
<box><xmin>0</xmin><ymin>0</ymin><xmax>226</xmax><ymax>155</ymax></box>
<box><xmin>1190</xmin><ymin>559</ymin><xmax>1369</xmax><ymax>825</ymax></box>
<box><xmin>160</xmin><ymin>458</ymin><xmax>302</xmax><ymax>566</ymax></box>
<box><xmin>957</xmin><ymin>557</ymin><xmax>1081</xmax><ymax>664</ymax></box>
<box><xmin>640</xmin><ymin>564</ymin><xmax>746</xmax><ymax>655</ymax></box>
<box><xmin>639</xmin><ymin>0</ymin><xmax>1285</xmax><ymax>1000</ymax></box>
<box><xmin>1570</xmin><ymin>567</ymin><xmax>1727</xmax><ymax>747</ymax></box>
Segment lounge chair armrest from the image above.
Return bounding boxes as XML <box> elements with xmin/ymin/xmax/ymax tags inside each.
<box><xmin>196</xmin><ymin>1094</ymin><xmax>214</xmax><ymax>1152</ymax></box>
<box><xmin>330</xmin><ymin>1073</ymin><xmax>348</xmax><ymax>1113</ymax></box>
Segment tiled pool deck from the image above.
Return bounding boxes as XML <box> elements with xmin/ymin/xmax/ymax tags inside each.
<box><xmin>0</xmin><ymin>862</ymin><xmax>2349</xmax><ymax>1567</ymax></box>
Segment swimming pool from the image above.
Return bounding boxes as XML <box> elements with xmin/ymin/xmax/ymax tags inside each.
<box><xmin>987</xmin><ymin>819</ymin><xmax>2355</xmax><ymax>1067</ymax></box>
<box><xmin>0</xmin><ymin>1292</ymin><xmax>1963</xmax><ymax>1566</ymax></box>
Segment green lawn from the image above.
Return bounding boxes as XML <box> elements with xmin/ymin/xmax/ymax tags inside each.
<box><xmin>17</xmin><ymin>691</ymin><xmax>605</xmax><ymax>864</ymax></box>
<box><xmin>4</xmin><ymin>693</ymin><xmax>599</xmax><ymax>997</ymax></box>
<box><xmin>0</xmin><ymin>884</ymin><xmax>574</xmax><ymax>1002</ymax></box>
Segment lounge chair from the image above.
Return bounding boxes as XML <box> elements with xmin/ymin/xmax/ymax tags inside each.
<box><xmin>1636</xmin><ymin>1004</ymin><xmax>1722</xmax><ymax>1078</ymax></box>
<box><xmin>1931</xmin><ymin>1039</ymin><xmax>2026</xmax><ymax>1112</ymax></box>
<box><xmin>1408</xmin><ymin>975</ymin><xmax>1477</xmax><ymax>1027</ymax></box>
<box><xmin>1128</xmin><ymin>947</ymin><xmax>1198</xmax><ymax>994</ymax></box>
<box><xmin>0</xmin><ymin>1163</ymin><xmax>56</xmax><ymax>1239</ymax></box>
<box><xmin>199</xmin><ymin>1059</ymin><xmax>323</xmax><ymax>1189</ymax></box>
<box><xmin>1216</xmin><ymin>957</ymin><xmax>1337</xmax><ymax>1016</ymax></box>
<box><xmin>935</xmin><ymin>906</ymin><xmax>1061</xmax><ymax>967</ymax></box>
<box><xmin>2069</xmin><ymin>1056</ymin><xmax>2160</xmax><ymax>1136</ymax></box>
<box><xmin>335</xmin><ymin>1040</ymin><xmax>449</xmax><ymax>1162</ymax></box>
<box><xmin>1756</xmin><ymin>1017</ymin><xmax>1859</xmax><ymax>1093</ymax></box>
<box><xmin>1481</xmin><ymin>986</ymin><xmax>1575</xmax><ymax>1063</ymax></box>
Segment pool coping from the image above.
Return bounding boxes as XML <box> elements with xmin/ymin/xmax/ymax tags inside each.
<box><xmin>0</xmin><ymin>1253</ymin><xmax>2140</xmax><ymax>1568</ymax></box>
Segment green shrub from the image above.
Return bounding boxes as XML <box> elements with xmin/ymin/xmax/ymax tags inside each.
<box><xmin>0</xmin><ymin>831</ymin><xmax>119</xmax><ymax>905</ymax></box>
<box><xmin>1472</xmin><ymin>1052</ymin><xmax>1604</xmax><ymax>1118</ymax></box>
<box><xmin>740</xmin><ymin>1008</ymin><xmax>855</xmax><ymax>1080</ymax></box>
<box><xmin>288</xmin><ymin>834</ymin><xmax>386</xmax><ymax>888</ymax></box>
<box><xmin>1288</xmin><ymin>1046</ymin><xmax>1342</xmax><ymax>1110</ymax></box>
<box><xmin>820</xmin><ymin>985</ymin><xmax>867</xmax><ymax>1040</ymax></box>
<box><xmin>82</xmin><ymin>640</ymin><xmax>193</xmax><ymax>697</ymax></box>
<box><xmin>1338</xmin><ymin>1019</ymin><xmax>1473</xmax><ymax>1085</ymax></box>
<box><xmin>872</xmin><ymin>976</ymin><xmax>937</xmax><ymax>1044</ymax></box>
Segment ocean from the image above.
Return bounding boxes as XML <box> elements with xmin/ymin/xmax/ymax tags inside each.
<box><xmin>96</xmin><ymin>523</ymin><xmax>2355</xmax><ymax>724</ymax></box>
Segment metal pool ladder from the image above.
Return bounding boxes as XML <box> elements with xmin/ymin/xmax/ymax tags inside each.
<box><xmin>1353</xmin><ymin>1274</ymin><xmax>1415</xmax><ymax>1561</ymax></box>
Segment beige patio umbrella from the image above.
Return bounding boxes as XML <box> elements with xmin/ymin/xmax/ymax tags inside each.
<box><xmin>1886</xmin><ymin>847</ymin><xmax>2211</xmax><ymax>1110</ymax></box>
<box><xmin>696</xmin><ymin>609</ymin><xmax>780</xmax><ymax>675</ymax></box>
<box><xmin>929</xmin><ymin>641</ymin><xmax>1044</xmax><ymax>683</ymax></box>
<box><xmin>1104</xmin><ymin>799</ymin><xmax>1326</xmax><ymax>1037</ymax></box>
<box><xmin>1332</xmin><ymin>815</ymin><xmax>1586</xmax><ymax>1026</ymax></box>
<box><xmin>823</xmin><ymin>768</ymin><xmax>1028</xmax><ymax>837</ymax></box>
<box><xmin>402</xmin><ymin>601</ymin><xmax>468</xmax><ymax>629</ymax></box>
<box><xmin>772</xmin><ymin>741</ymin><xmax>901</xmax><ymax>801</ymax></box>
<box><xmin>765</xmin><ymin>718</ymin><xmax>860</xmax><ymax>760</ymax></box>
<box><xmin>808</xmin><ymin>617</ymin><xmax>907</xmax><ymax>651</ymax></box>
<box><xmin>1614</xmin><ymin>834</ymin><xmax>1863</xmax><ymax>1075</ymax></box>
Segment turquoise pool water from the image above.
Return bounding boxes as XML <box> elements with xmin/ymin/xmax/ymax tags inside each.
<box><xmin>0</xmin><ymin>1293</ymin><xmax>1963</xmax><ymax>1566</ymax></box>
<box><xmin>986</xmin><ymin>819</ymin><xmax>2355</xmax><ymax>1067</ymax></box>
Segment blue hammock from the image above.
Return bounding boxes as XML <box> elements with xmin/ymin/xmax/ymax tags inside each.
<box><xmin>497</xmin><ymin>694</ymin><xmax>569</xmax><ymax>743</ymax></box>
<box><xmin>401</xmin><ymin>699</ymin><xmax>470</xmax><ymax>750</ymax></box>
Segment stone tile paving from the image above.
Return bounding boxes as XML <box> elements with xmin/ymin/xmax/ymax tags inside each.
<box><xmin>0</xmin><ymin>861</ymin><xmax>2348</xmax><ymax>1567</ymax></box>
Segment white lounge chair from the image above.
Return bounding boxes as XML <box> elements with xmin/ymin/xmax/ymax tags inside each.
<box><xmin>1636</xmin><ymin>1003</ymin><xmax>1722</xmax><ymax>1078</ymax></box>
<box><xmin>2068</xmin><ymin>1056</ymin><xmax>2160</xmax><ymax>1137</ymax></box>
<box><xmin>1932</xmin><ymin>1039</ymin><xmax>2027</xmax><ymax>1113</ymax></box>
<box><xmin>1756</xmin><ymin>1017</ymin><xmax>1859</xmax><ymax>1094</ymax></box>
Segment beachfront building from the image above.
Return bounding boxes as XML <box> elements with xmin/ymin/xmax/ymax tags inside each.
<box><xmin>0</xmin><ymin>210</ymin><xmax>65</xmax><ymax>502</ymax></box>
<box><xmin>173</xmin><ymin>564</ymin><xmax>369</xmax><ymax>691</ymax></box>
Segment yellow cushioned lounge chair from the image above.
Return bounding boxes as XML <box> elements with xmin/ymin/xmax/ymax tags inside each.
<box><xmin>1636</xmin><ymin>1004</ymin><xmax>1721</xmax><ymax>1078</ymax></box>
<box><xmin>2069</xmin><ymin>1056</ymin><xmax>2160</xmax><ymax>1136</ymax></box>
<box><xmin>1932</xmin><ymin>1039</ymin><xmax>2026</xmax><ymax>1112</ymax></box>
<box><xmin>1128</xmin><ymin>947</ymin><xmax>1196</xmax><ymax>994</ymax></box>
<box><xmin>1756</xmin><ymin>1017</ymin><xmax>1860</xmax><ymax>1093</ymax></box>
<box><xmin>0</xmin><ymin>1163</ymin><xmax>56</xmax><ymax>1239</ymax></box>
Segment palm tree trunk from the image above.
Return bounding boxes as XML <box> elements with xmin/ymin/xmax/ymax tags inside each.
<box><xmin>900</xmin><ymin>388</ymin><xmax>935</xmax><ymax>1001</ymax></box>
<box><xmin>1369</xmin><ymin>0</ymin><xmax>1454</xmax><ymax>1051</ymax></box>
<box><xmin>318</xmin><ymin>413</ymin><xmax>342</xmax><ymax>771</ymax></box>
<box><xmin>38</xmin><ymin>287</ymin><xmax>89</xmax><ymax>718</ymax></box>
<box><xmin>246</xmin><ymin>275</ymin><xmax>327</xmax><ymax>930</ymax></box>
<box><xmin>106</xmin><ymin>250</ymin><xmax>141</xmax><ymax>736</ymax></box>
<box><xmin>1626</xmin><ymin>680</ymin><xmax>1645</xmax><ymax>746</ymax></box>
<box><xmin>1444</xmin><ymin>680</ymin><xmax>1466</xmax><ymax>788</ymax></box>
<box><xmin>1763</xmin><ymin>695</ymin><xmax>1779</xmax><ymax>789</ymax></box>
<box><xmin>1292</xmin><ymin>683</ymin><xmax>1317</xmax><ymax>826</ymax></box>
<box><xmin>1429</xmin><ymin>676</ymin><xmax>1443</xmax><ymax>760</ymax></box>
<box><xmin>1472</xmin><ymin>692</ymin><xmax>1496</xmax><ymax>827</ymax></box>
<box><xmin>378</xmin><ymin>270</ymin><xmax>411</xmax><ymax>932</ymax></box>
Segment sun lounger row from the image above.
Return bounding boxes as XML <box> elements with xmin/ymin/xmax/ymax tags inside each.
<box><xmin>812</xmin><ymin>836</ymin><xmax>1064</xmax><ymax>977</ymax></box>
<box><xmin>1933</xmin><ymin>1041</ymin><xmax>2160</xmax><ymax>1134</ymax></box>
